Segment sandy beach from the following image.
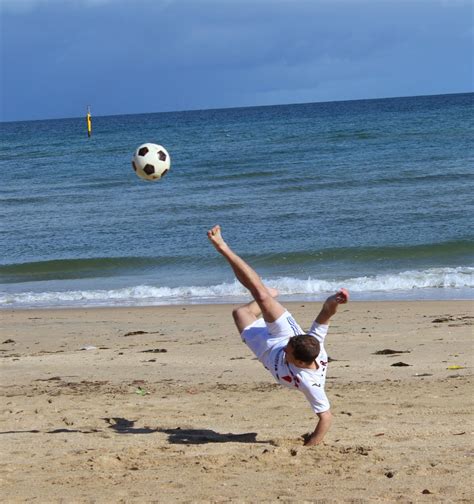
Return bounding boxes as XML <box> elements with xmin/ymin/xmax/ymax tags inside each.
<box><xmin>0</xmin><ymin>300</ymin><xmax>472</xmax><ymax>503</ymax></box>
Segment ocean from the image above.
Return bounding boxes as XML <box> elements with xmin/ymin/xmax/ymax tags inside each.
<box><xmin>1</xmin><ymin>93</ymin><xmax>473</xmax><ymax>309</ymax></box>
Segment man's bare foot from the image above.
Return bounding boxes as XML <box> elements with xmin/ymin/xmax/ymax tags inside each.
<box><xmin>326</xmin><ymin>288</ymin><xmax>349</xmax><ymax>307</ymax></box>
<box><xmin>207</xmin><ymin>225</ymin><xmax>228</xmax><ymax>252</ymax></box>
<box><xmin>335</xmin><ymin>288</ymin><xmax>349</xmax><ymax>304</ymax></box>
<box><xmin>316</xmin><ymin>289</ymin><xmax>349</xmax><ymax>324</ymax></box>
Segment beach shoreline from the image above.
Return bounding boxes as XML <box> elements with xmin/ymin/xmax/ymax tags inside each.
<box><xmin>1</xmin><ymin>300</ymin><xmax>472</xmax><ymax>502</ymax></box>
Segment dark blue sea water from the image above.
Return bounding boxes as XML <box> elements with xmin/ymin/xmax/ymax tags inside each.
<box><xmin>1</xmin><ymin>93</ymin><xmax>473</xmax><ymax>308</ymax></box>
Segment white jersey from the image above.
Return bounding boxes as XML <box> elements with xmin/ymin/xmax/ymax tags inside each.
<box><xmin>241</xmin><ymin>311</ymin><xmax>330</xmax><ymax>414</ymax></box>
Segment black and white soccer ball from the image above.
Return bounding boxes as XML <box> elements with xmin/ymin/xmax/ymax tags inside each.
<box><xmin>131</xmin><ymin>143</ymin><xmax>171</xmax><ymax>181</ymax></box>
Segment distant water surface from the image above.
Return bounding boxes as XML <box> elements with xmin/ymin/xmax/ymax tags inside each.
<box><xmin>0</xmin><ymin>93</ymin><xmax>473</xmax><ymax>308</ymax></box>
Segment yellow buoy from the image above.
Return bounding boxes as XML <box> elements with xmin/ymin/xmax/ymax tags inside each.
<box><xmin>86</xmin><ymin>106</ymin><xmax>92</xmax><ymax>137</ymax></box>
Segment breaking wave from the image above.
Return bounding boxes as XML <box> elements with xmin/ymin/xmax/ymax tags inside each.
<box><xmin>1</xmin><ymin>266</ymin><xmax>472</xmax><ymax>309</ymax></box>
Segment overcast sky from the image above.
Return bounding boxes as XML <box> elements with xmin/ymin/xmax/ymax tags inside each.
<box><xmin>0</xmin><ymin>0</ymin><xmax>472</xmax><ymax>121</ymax></box>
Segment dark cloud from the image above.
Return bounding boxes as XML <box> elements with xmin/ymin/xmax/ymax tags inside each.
<box><xmin>1</xmin><ymin>0</ymin><xmax>472</xmax><ymax>120</ymax></box>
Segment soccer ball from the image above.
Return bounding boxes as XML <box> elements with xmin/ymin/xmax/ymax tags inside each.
<box><xmin>131</xmin><ymin>143</ymin><xmax>171</xmax><ymax>181</ymax></box>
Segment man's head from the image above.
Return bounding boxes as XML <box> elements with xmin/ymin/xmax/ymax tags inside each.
<box><xmin>285</xmin><ymin>335</ymin><xmax>320</xmax><ymax>366</ymax></box>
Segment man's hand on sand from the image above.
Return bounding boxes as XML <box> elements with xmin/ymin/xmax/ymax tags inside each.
<box><xmin>302</xmin><ymin>431</ymin><xmax>320</xmax><ymax>447</ymax></box>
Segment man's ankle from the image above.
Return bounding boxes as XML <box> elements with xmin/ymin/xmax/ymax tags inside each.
<box><xmin>216</xmin><ymin>243</ymin><xmax>230</xmax><ymax>254</ymax></box>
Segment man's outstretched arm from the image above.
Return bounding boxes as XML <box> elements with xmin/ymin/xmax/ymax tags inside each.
<box><xmin>303</xmin><ymin>410</ymin><xmax>333</xmax><ymax>446</ymax></box>
<box><xmin>304</xmin><ymin>290</ymin><xmax>349</xmax><ymax>446</ymax></box>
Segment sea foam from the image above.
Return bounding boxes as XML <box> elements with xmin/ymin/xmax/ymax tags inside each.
<box><xmin>1</xmin><ymin>267</ymin><xmax>472</xmax><ymax>309</ymax></box>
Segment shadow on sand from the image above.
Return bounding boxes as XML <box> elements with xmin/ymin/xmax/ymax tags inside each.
<box><xmin>103</xmin><ymin>417</ymin><xmax>159</xmax><ymax>434</ymax></box>
<box><xmin>158</xmin><ymin>427</ymin><xmax>275</xmax><ymax>445</ymax></box>
<box><xmin>2</xmin><ymin>418</ymin><xmax>274</xmax><ymax>446</ymax></box>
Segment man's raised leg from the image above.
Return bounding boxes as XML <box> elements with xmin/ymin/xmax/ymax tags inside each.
<box><xmin>232</xmin><ymin>288</ymin><xmax>279</xmax><ymax>334</ymax></box>
<box><xmin>208</xmin><ymin>225</ymin><xmax>286</xmax><ymax>323</ymax></box>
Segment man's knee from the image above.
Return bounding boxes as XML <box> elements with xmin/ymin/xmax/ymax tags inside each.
<box><xmin>232</xmin><ymin>306</ymin><xmax>244</xmax><ymax>322</ymax></box>
<box><xmin>232</xmin><ymin>305</ymin><xmax>254</xmax><ymax>321</ymax></box>
<box><xmin>232</xmin><ymin>306</ymin><xmax>256</xmax><ymax>333</ymax></box>
<box><xmin>250</xmin><ymin>286</ymin><xmax>271</xmax><ymax>305</ymax></box>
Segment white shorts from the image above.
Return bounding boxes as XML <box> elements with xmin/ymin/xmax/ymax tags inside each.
<box><xmin>241</xmin><ymin>311</ymin><xmax>304</xmax><ymax>363</ymax></box>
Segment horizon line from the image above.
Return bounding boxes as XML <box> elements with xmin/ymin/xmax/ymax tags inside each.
<box><xmin>1</xmin><ymin>90</ymin><xmax>472</xmax><ymax>125</ymax></box>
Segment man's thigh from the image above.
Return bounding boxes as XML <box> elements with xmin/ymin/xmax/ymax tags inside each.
<box><xmin>259</xmin><ymin>296</ymin><xmax>287</xmax><ymax>323</ymax></box>
<box><xmin>265</xmin><ymin>311</ymin><xmax>304</xmax><ymax>338</ymax></box>
<box><xmin>241</xmin><ymin>311</ymin><xmax>304</xmax><ymax>361</ymax></box>
<box><xmin>241</xmin><ymin>319</ymin><xmax>273</xmax><ymax>361</ymax></box>
<box><xmin>233</xmin><ymin>306</ymin><xmax>258</xmax><ymax>334</ymax></box>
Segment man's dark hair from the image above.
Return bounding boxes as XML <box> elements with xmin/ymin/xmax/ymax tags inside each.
<box><xmin>288</xmin><ymin>335</ymin><xmax>320</xmax><ymax>364</ymax></box>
